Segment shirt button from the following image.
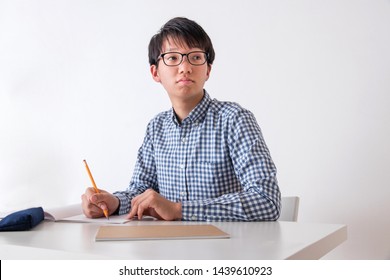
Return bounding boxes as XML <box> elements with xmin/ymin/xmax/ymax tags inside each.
<box><xmin>181</xmin><ymin>137</ymin><xmax>187</xmax><ymax>143</ymax></box>
<box><xmin>180</xmin><ymin>191</ymin><xmax>186</xmax><ymax>196</ymax></box>
<box><xmin>179</xmin><ymin>164</ymin><xmax>185</xmax><ymax>169</ymax></box>
<box><xmin>191</xmin><ymin>215</ymin><xmax>197</xmax><ymax>221</ymax></box>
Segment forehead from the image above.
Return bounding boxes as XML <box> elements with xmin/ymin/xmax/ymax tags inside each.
<box><xmin>161</xmin><ymin>37</ymin><xmax>202</xmax><ymax>52</ymax></box>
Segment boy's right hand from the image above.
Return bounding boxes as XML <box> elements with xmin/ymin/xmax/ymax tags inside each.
<box><xmin>81</xmin><ymin>187</ymin><xmax>119</xmax><ymax>218</ymax></box>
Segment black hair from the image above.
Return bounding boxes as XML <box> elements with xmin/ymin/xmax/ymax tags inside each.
<box><xmin>148</xmin><ymin>17</ymin><xmax>215</xmax><ymax>66</ymax></box>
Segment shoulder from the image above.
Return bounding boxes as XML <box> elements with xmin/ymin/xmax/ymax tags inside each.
<box><xmin>209</xmin><ymin>97</ymin><xmax>255</xmax><ymax>122</ymax></box>
<box><xmin>141</xmin><ymin>109</ymin><xmax>174</xmax><ymax>140</ymax></box>
<box><xmin>147</xmin><ymin>109</ymin><xmax>172</xmax><ymax>127</ymax></box>
<box><xmin>207</xmin><ymin>97</ymin><xmax>262</xmax><ymax>140</ymax></box>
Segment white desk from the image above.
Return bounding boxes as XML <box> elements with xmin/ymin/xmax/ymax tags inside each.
<box><xmin>0</xmin><ymin>220</ymin><xmax>347</xmax><ymax>260</ymax></box>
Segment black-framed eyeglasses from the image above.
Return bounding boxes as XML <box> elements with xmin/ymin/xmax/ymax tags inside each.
<box><xmin>159</xmin><ymin>51</ymin><xmax>209</xmax><ymax>66</ymax></box>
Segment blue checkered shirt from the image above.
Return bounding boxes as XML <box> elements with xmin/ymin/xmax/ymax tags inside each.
<box><xmin>114</xmin><ymin>91</ymin><xmax>280</xmax><ymax>221</ymax></box>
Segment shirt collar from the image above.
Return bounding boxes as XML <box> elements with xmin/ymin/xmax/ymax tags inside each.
<box><xmin>170</xmin><ymin>90</ymin><xmax>211</xmax><ymax>126</ymax></box>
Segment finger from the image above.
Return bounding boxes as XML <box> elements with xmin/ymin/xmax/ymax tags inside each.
<box><xmin>89</xmin><ymin>193</ymin><xmax>105</xmax><ymax>204</ymax></box>
<box><xmin>129</xmin><ymin>193</ymin><xmax>149</xmax><ymax>220</ymax></box>
<box><xmin>98</xmin><ymin>201</ymin><xmax>108</xmax><ymax>211</ymax></box>
<box><xmin>81</xmin><ymin>194</ymin><xmax>93</xmax><ymax>218</ymax></box>
<box><xmin>85</xmin><ymin>187</ymin><xmax>97</xmax><ymax>197</ymax></box>
<box><xmin>127</xmin><ymin>199</ymin><xmax>139</xmax><ymax>220</ymax></box>
<box><xmin>130</xmin><ymin>191</ymin><xmax>144</xmax><ymax>205</ymax></box>
<box><xmin>81</xmin><ymin>193</ymin><xmax>88</xmax><ymax>204</ymax></box>
<box><xmin>84</xmin><ymin>202</ymin><xmax>103</xmax><ymax>218</ymax></box>
<box><xmin>137</xmin><ymin>201</ymin><xmax>147</xmax><ymax>220</ymax></box>
<box><xmin>127</xmin><ymin>206</ymin><xmax>142</xmax><ymax>220</ymax></box>
<box><xmin>82</xmin><ymin>193</ymin><xmax>99</xmax><ymax>216</ymax></box>
<box><xmin>128</xmin><ymin>192</ymin><xmax>144</xmax><ymax>215</ymax></box>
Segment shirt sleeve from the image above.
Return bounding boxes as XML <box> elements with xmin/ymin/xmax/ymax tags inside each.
<box><xmin>181</xmin><ymin>109</ymin><xmax>281</xmax><ymax>221</ymax></box>
<box><xmin>113</xmin><ymin>122</ymin><xmax>158</xmax><ymax>215</ymax></box>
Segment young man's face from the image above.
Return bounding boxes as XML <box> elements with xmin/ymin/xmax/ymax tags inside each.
<box><xmin>150</xmin><ymin>39</ymin><xmax>212</xmax><ymax>104</ymax></box>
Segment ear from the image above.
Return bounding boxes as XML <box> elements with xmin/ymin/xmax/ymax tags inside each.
<box><xmin>205</xmin><ymin>64</ymin><xmax>212</xmax><ymax>81</ymax></box>
<box><xmin>150</xmin><ymin>65</ymin><xmax>161</xmax><ymax>83</ymax></box>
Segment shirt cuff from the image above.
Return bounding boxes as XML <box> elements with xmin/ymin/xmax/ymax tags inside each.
<box><xmin>181</xmin><ymin>201</ymin><xmax>205</xmax><ymax>221</ymax></box>
<box><xmin>113</xmin><ymin>192</ymin><xmax>131</xmax><ymax>215</ymax></box>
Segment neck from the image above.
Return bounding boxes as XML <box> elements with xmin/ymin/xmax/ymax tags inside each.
<box><xmin>171</xmin><ymin>93</ymin><xmax>204</xmax><ymax>122</ymax></box>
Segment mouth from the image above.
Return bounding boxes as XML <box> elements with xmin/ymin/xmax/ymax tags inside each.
<box><xmin>177</xmin><ymin>78</ymin><xmax>194</xmax><ymax>84</ymax></box>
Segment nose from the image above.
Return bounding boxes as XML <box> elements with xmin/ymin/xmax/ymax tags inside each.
<box><xmin>179</xmin><ymin>55</ymin><xmax>192</xmax><ymax>73</ymax></box>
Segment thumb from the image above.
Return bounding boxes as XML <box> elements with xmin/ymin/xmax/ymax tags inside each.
<box><xmin>90</xmin><ymin>193</ymin><xmax>106</xmax><ymax>204</ymax></box>
<box><xmin>90</xmin><ymin>194</ymin><xmax>108</xmax><ymax>212</ymax></box>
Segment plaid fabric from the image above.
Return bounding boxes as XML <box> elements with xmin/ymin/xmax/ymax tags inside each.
<box><xmin>114</xmin><ymin>91</ymin><xmax>280</xmax><ymax>221</ymax></box>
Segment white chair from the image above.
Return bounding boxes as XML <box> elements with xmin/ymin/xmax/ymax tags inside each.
<box><xmin>279</xmin><ymin>196</ymin><xmax>300</xmax><ymax>222</ymax></box>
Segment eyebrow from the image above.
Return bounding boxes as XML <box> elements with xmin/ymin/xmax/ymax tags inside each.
<box><xmin>163</xmin><ymin>47</ymin><xmax>204</xmax><ymax>53</ymax></box>
<box><xmin>165</xmin><ymin>47</ymin><xmax>179</xmax><ymax>51</ymax></box>
<box><xmin>162</xmin><ymin>39</ymin><xmax>202</xmax><ymax>53</ymax></box>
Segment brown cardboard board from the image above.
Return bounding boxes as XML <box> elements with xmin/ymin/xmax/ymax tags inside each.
<box><xmin>95</xmin><ymin>224</ymin><xmax>230</xmax><ymax>241</ymax></box>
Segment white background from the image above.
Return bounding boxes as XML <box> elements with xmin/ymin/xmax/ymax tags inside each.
<box><xmin>0</xmin><ymin>0</ymin><xmax>389</xmax><ymax>259</ymax></box>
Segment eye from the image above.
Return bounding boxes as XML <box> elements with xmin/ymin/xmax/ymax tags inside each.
<box><xmin>167</xmin><ymin>56</ymin><xmax>177</xmax><ymax>61</ymax></box>
<box><xmin>190</xmin><ymin>54</ymin><xmax>203</xmax><ymax>61</ymax></box>
<box><xmin>165</xmin><ymin>53</ymin><xmax>179</xmax><ymax>61</ymax></box>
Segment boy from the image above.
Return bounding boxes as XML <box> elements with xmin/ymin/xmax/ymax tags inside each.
<box><xmin>82</xmin><ymin>17</ymin><xmax>280</xmax><ymax>221</ymax></box>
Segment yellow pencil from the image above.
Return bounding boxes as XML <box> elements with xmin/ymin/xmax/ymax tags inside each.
<box><xmin>83</xmin><ymin>159</ymin><xmax>109</xmax><ymax>219</ymax></box>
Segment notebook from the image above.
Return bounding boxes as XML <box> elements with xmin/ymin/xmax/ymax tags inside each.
<box><xmin>43</xmin><ymin>204</ymin><xmax>154</xmax><ymax>224</ymax></box>
<box><xmin>95</xmin><ymin>224</ymin><xmax>230</xmax><ymax>241</ymax></box>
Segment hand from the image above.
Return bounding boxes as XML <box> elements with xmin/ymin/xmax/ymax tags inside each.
<box><xmin>128</xmin><ymin>189</ymin><xmax>182</xmax><ymax>221</ymax></box>
<box><xmin>81</xmin><ymin>187</ymin><xmax>119</xmax><ymax>218</ymax></box>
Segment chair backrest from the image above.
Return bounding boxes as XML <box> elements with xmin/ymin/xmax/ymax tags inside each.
<box><xmin>279</xmin><ymin>196</ymin><xmax>300</xmax><ymax>222</ymax></box>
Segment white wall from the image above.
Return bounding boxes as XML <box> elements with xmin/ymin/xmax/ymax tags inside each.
<box><xmin>0</xmin><ymin>0</ymin><xmax>389</xmax><ymax>259</ymax></box>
